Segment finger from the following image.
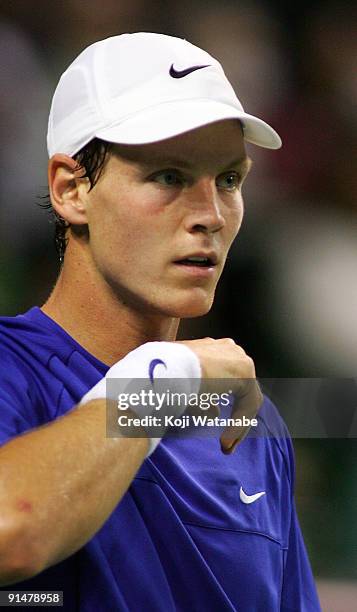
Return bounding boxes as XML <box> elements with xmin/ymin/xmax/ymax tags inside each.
<box><xmin>220</xmin><ymin>382</ymin><xmax>263</xmax><ymax>453</ymax></box>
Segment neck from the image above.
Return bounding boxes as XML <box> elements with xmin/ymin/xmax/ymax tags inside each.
<box><xmin>42</xmin><ymin>242</ymin><xmax>180</xmax><ymax>366</ymax></box>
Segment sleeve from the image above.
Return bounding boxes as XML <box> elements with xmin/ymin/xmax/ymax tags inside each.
<box><xmin>280</xmin><ymin>437</ymin><xmax>322</xmax><ymax>612</ymax></box>
<box><xmin>0</xmin><ymin>352</ymin><xmax>38</xmax><ymax>446</ymax></box>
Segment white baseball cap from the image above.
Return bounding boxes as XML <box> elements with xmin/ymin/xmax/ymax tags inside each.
<box><xmin>47</xmin><ymin>32</ymin><xmax>282</xmax><ymax>158</ymax></box>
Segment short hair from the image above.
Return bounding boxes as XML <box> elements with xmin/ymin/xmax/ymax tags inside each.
<box><xmin>40</xmin><ymin>138</ymin><xmax>113</xmax><ymax>264</ymax></box>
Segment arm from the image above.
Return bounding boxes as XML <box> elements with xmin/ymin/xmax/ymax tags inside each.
<box><xmin>0</xmin><ymin>340</ymin><xmax>201</xmax><ymax>585</ymax></box>
<box><xmin>0</xmin><ymin>337</ymin><xmax>261</xmax><ymax>585</ymax></box>
<box><xmin>0</xmin><ymin>398</ymin><xmax>148</xmax><ymax>586</ymax></box>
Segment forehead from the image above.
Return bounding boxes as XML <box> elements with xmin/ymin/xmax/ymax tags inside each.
<box><xmin>109</xmin><ymin>119</ymin><xmax>246</xmax><ymax>169</ymax></box>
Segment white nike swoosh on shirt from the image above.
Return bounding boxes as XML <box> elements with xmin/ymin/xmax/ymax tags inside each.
<box><xmin>239</xmin><ymin>486</ymin><xmax>266</xmax><ymax>504</ymax></box>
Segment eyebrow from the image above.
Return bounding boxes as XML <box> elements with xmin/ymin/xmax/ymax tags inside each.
<box><xmin>136</xmin><ymin>154</ymin><xmax>253</xmax><ymax>174</ymax></box>
<box><xmin>222</xmin><ymin>156</ymin><xmax>253</xmax><ymax>176</ymax></box>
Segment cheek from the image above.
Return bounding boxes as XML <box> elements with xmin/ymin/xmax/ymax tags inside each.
<box><xmin>225</xmin><ymin>198</ymin><xmax>244</xmax><ymax>243</ymax></box>
<box><xmin>88</xmin><ymin>193</ymin><xmax>164</xmax><ymax>272</ymax></box>
<box><xmin>236</xmin><ymin>198</ymin><xmax>245</xmax><ymax>228</ymax></box>
<box><xmin>87</xmin><ymin>185</ymin><xmax>134</xmax><ymax>243</ymax></box>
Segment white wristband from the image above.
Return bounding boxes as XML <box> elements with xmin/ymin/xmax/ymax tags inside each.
<box><xmin>80</xmin><ymin>342</ymin><xmax>201</xmax><ymax>456</ymax></box>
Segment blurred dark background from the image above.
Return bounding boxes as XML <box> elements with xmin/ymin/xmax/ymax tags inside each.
<box><xmin>1</xmin><ymin>0</ymin><xmax>356</xmax><ymax>607</ymax></box>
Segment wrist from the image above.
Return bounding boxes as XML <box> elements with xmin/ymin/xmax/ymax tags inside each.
<box><xmin>80</xmin><ymin>341</ymin><xmax>201</xmax><ymax>456</ymax></box>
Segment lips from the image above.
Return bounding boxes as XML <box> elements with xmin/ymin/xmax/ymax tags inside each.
<box><xmin>174</xmin><ymin>253</ymin><xmax>218</xmax><ymax>267</ymax></box>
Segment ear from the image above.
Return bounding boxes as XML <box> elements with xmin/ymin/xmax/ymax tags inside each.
<box><xmin>48</xmin><ymin>154</ymin><xmax>89</xmax><ymax>225</ymax></box>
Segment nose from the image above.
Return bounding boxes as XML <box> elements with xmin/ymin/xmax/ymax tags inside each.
<box><xmin>183</xmin><ymin>178</ymin><xmax>225</xmax><ymax>234</ymax></box>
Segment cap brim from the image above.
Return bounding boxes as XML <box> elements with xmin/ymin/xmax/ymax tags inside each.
<box><xmin>96</xmin><ymin>99</ymin><xmax>282</xmax><ymax>150</ymax></box>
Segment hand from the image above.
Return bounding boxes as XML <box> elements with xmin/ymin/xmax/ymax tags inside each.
<box><xmin>177</xmin><ymin>338</ymin><xmax>263</xmax><ymax>453</ymax></box>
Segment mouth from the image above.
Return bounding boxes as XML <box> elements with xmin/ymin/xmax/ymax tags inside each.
<box><xmin>172</xmin><ymin>253</ymin><xmax>219</xmax><ymax>278</ymax></box>
<box><xmin>173</xmin><ymin>253</ymin><xmax>218</xmax><ymax>268</ymax></box>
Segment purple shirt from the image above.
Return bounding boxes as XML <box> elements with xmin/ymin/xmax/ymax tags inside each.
<box><xmin>0</xmin><ymin>307</ymin><xmax>321</xmax><ymax>611</ymax></box>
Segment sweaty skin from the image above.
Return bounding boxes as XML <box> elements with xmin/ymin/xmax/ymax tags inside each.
<box><xmin>0</xmin><ymin>120</ymin><xmax>261</xmax><ymax>585</ymax></box>
<box><xmin>45</xmin><ymin>119</ymin><xmax>258</xmax><ymax>447</ymax></box>
<box><xmin>44</xmin><ymin>120</ymin><xmax>251</xmax><ymax>361</ymax></box>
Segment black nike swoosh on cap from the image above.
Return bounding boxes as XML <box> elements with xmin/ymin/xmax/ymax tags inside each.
<box><xmin>169</xmin><ymin>63</ymin><xmax>210</xmax><ymax>78</ymax></box>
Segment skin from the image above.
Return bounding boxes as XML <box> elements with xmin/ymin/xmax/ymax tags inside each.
<box><xmin>44</xmin><ymin>118</ymin><xmax>260</xmax><ymax>446</ymax></box>
<box><xmin>0</xmin><ymin>119</ymin><xmax>262</xmax><ymax>585</ymax></box>
<box><xmin>42</xmin><ymin>119</ymin><xmax>251</xmax><ymax>364</ymax></box>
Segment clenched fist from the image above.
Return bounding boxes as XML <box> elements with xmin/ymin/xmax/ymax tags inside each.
<box><xmin>177</xmin><ymin>337</ymin><xmax>263</xmax><ymax>454</ymax></box>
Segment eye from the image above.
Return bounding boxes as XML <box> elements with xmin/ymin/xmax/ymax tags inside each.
<box><xmin>216</xmin><ymin>171</ymin><xmax>241</xmax><ymax>191</ymax></box>
<box><xmin>150</xmin><ymin>169</ymin><xmax>183</xmax><ymax>186</ymax></box>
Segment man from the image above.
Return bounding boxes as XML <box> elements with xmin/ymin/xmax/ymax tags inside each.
<box><xmin>0</xmin><ymin>33</ymin><xmax>321</xmax><ymax>610</ymax></box>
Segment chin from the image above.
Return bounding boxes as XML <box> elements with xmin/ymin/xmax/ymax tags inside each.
<box><xmin>164</xmin><ymin>291</ymin><xmax>215</xmax><ymax>318</ymax></box>
<box><xmin>181</xmin><ymin>305</ymin><xmax>212</xmax><ymax>318</ymax></box>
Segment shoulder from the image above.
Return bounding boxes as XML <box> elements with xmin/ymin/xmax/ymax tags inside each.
<box><xmin>0</xmin><ymin>332</ymin><xmax>36</xmax><ymax>393</ymax></box>
<box><xmin>0</xmin><ymin>341</ymin><xmax>41</xmax><ymax>444</ymax></box>
<box><xmin>0</xmin><ymin>307</ymin><xmax>68</xmax><ymax>361</ymax></box>
<box><xmin>0</xmin><ymin>308</ymin><xmax>54</xmax><ymax>388</ymax></box>
<box><xmin>0</xmin><ymin>309</ymin><xmax>72</xmax><ymax>436</ymax></box>
<box><xmin>0</xmin><ymin>308</ymin><xmax>107</xmax><ymax>431</ymax></box>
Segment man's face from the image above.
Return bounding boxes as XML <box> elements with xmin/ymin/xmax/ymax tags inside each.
<box><xmin>82</xmin><ymin>119</ymin><xmax>251</xmax><ymax>318</ymax></box>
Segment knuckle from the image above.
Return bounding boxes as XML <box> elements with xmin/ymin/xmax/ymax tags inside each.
<box><xmin>241</xmin><ymin>355</ymin><xmax>255</xmax><ymax>378</ymax></box>
<box><xmin>245</xmin><ymin>355</ymin><xmax>254</xmax><ymax>368</ymax></box>
<box><xmin>217</xmin><ymin>337</ymin><xmax>236</xmax><ymax>346</ymax></box>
